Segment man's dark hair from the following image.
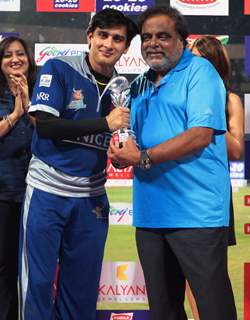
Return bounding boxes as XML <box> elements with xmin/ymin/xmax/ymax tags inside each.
<box><xmin>138</xmin><ymin>6</ymin><xmax>189</xmax><ymax>45</ymax></box>
<box><xmin>87</xmin><ymin>8</ymin><xmax>138</xmax><ymax>48</ymax></box>
<box><xmin>0</xmin><ymin>36</ymin><xmax>36</xmax><ymax>98</ymax></box>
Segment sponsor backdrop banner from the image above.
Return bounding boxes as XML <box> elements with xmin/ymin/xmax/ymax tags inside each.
<box><xmin>0</xmin><ymin>0</ymin><xmax>20</xmax><ymax>11</ymax></box>
<box><xmin>170</xmin><ymin>0</ymin><xmax>229</xmax><ymax>16</ymax></box>
<box><xmin>109</xmin><ymin>203</ymin><xmax>132</xmax><ymax>225</ymax></box>
<box><xmin>230</xmin><ymin>162</ymin><xmax>245</xmax><ymax>180</ymax></box>
<box><xmin>244</xmin><ymin>94</ymin><xmax>250</xmax><ymax>134</ymax></box>
<box><xmin>245</xmin><ymin>37</ymin><xmax>250</xmax><ymax>76</ymax></box>
<box><xmin>0</xmin><ymin>32</ymin><xmax>20</xmax><ymax>41</ymax></box>
<box><xmin>98</xmin><ymin>262</ymin><xmax>147</xmax><ymax>303</ymax></box>
<box><xmin>96</xmin><ymin>0</ymin><xmax>154</xmax><ymax>15</ymax></box>
<box><xmin>35</xmin><ymin>37</ymin><xmax>148</xmax><ymax>74</ymax></box>
<box><xmin>36</xmin><ymin>0</ymin><xmax>95</xmax><ymax>12</ymax></box>
<box><xmin>245</xmin><ymin>0</ymin><xmax>250</xmax><ymax>15</ymax></box>
<box><xmin>245</xmin><ymin>263</ymin><xmax>250</xmax><ymax>320</ymax></box>
<box><xmin>35</xmin><ymin>43</ymin><xmax>88</xmax><ymax>65</ymax></box>
<box><xmin>245</xmin><ymin>141</ymin><xmax>250</xmax><ymax>179</ymax></box>
<box><xmin>115</xmin><ymin>35</ymin><xmax>148</xmax><ymax>74</ymax></box>
<box><xmin>96</xmin><ymin>310</ymin><xmax>150</xmax><ymax>320</ymax></box>
<box><xmin>245</xmin><ymin>223</ymin><xmax>250</xmax><ymax>234</ymax></box>
<box><xmin>106</xmin><ymin>160</ymin><xmax>133</xmax><ymax>180</ymax></box>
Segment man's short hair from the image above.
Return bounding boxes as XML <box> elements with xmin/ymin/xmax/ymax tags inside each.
<box><xmin>138</xmin><ymin>6</ymin><xmax>189</xmax><ymax>45</ymax></box>
<box><xmin>87</xmin><ymin>8</ymin><xmax>138</xmax><ymax>47</ymax></box>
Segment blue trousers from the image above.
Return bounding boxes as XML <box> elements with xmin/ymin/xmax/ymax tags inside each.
<box><xmin>19</xmin><ymin>185</ymin><xmax>109</xmax><ymax>320</ymax></box>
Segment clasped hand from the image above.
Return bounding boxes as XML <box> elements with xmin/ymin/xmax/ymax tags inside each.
<box><xmin>107</xmin><ymin>136</ymin><xmax>141</xmax><ymax>168</ymax></box>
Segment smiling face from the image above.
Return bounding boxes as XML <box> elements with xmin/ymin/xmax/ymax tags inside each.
<box><xmin>1</xmin><ymin>40</ymin><xmax>29</xmax><ymax>80</ymax></box>
<box><xmin>141</xmin><ymin>14</ymin><xmax>184</xmax><ymax>75</ymax></box>
<box><xmin>87</xmin><ymin>26</ymin><xmax>128</xmax><ymax>76</ymax></box>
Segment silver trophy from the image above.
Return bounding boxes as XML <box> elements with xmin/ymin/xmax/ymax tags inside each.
<box><xmin>108</xmin><ymin>76</ymin><xmax>131</xmax><ymax>146</ymax></box>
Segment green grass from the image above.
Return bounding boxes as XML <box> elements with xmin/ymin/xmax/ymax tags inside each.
<box><xmin>97</xmin><ymin>186</ymin><xmax>250</xmax><ymax>319</ymax></box>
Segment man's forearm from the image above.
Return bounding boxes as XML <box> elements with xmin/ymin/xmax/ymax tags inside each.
<box><xmin>147</xmin><ymin>127</ymin><xmax>213</xmax><ymax>165</ymax></box>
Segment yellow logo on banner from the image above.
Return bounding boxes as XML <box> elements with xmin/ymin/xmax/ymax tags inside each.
<box><xmin>116</xmin><ymin>264</ymin><xmax>128</xmax><ymax>280</ymax></box>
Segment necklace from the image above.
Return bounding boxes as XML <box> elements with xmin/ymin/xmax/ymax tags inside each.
<box><xmin>96</xmin><ymin>79</ymin><xmax>108</xmax><ymax>86</ymax></box>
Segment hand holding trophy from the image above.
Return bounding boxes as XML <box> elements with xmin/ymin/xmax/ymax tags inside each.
<box><xmin>106</xmin><ymin>76</ymin><xmax>134</xmax><ymax>169</ymax></box>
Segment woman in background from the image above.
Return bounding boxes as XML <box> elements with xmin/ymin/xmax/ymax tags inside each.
<box><xmin>0</xmin><ymin>36</ymin><xmax>36</xmax><ymax>320</ymax></box>
<box><xmin>187</xmin><ymin>35</ymin><xmax>244</xmax><ymax>320</ymax></box>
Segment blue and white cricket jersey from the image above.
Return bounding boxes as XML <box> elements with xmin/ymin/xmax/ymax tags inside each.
<box><xmin>27</xmin><ymin>53</ymin><xmax>115</xmax><ymax>197</ymax></box>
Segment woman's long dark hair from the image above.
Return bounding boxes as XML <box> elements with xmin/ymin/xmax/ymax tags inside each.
<box><xmin>191</xmin><ymin>36</ymin><xmax>231</xmax><ymax>91</ymax></box>
<box><xmin>0</xmin><ymin>36</ymin><xmax>36</xmax><ymax>98</ymax></box>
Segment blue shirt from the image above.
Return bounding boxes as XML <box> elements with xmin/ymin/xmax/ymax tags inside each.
<box><xmin>0</xmin><ymin>90</ymin><xmax>32</xmax><ymax>202</ymax></box>
<box><xmin>130</xmin><ymin>49</ymin><xmax>230</xmax><ymax>228</ymax></box>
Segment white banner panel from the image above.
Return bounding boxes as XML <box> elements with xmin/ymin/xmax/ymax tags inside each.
<box><xmin>35</xmin><ymin>38</ymin><xmax>148</xmax><ymax>75</ymax></box>
<box><xmin>115</xmin><ymin>35</ymin><xmax>148</xmax><ymax>74</ymax></box>
<box><xmin>170</xmin><ymin>0</ymin><xmax>229</xmax><ymax>16</ymax></box>
<box><xmin>0</xmin><ymin>0</ymin><xmax>20</xmax><ymax>11</ymax></box>
<box><xmin>34</xmin><ymin>43</ymin><xmax>88</xmax><ymax>66</ymax></box>
<box><xmin>98</xmin><ymin>262</ymin><xmax>147</xmax><ymax>303</ymax></box>
<box><xmin>109</xmin><ymin>203</ymin><xmax>132</xmax><ymax>225</ymax></box>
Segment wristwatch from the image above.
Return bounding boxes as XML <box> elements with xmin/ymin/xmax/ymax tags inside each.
<box><xmin>140</xmin><ymin>149</ymin><xmax>152</xmax><ymax>170</ymax></box>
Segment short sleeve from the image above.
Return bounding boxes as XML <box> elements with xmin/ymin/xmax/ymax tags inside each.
<box><xmin>186</xmin><ymin>59</ymin><xmax>227</xmax><ymax>135</ymax></box>
<box><xmin>29</xmin><ymin>59</ymin><xmax>66</xmax><ymax>117</ymax></box>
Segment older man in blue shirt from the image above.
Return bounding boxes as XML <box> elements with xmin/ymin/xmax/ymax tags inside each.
<box><xmin>108</xmin><ymin>6</ymin><xmax>237</xmax><ymax>320</ymax></box>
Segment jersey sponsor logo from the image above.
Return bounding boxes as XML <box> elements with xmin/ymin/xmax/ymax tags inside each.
<box><xmin>39</xmin><ymin>74</ymin><xmax>53</xmax><ymax>87</ymax></box>
<box><xmin>66</xmin><ymin>88</ymin><xmax>87</xmax><ymax>110</ymax></box>
<box><xmin>63</xmin><ymin>132</ymin><xmax>111</xmax><ymax>151</ymax></box>
<box><xmin>36</xmin><ymin>92</ymin><xmax>50</xmax><ymax>102</ymax></box>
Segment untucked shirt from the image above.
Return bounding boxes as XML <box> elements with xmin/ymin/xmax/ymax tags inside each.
<box><xmin>130</xmin><ymin>48</ymin><xmax>230</xmax><ymax>228</ymax></box>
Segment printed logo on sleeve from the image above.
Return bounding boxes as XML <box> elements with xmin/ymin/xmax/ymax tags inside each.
<box><xmin>36</xmin><ymin>92</ymin><xmax>50</xmax><ymax>102</ymax></box>
<box><xmin>39</xmin><ymin>74</ymin><xmax>53</xmax><ymax>87</ymax></box>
